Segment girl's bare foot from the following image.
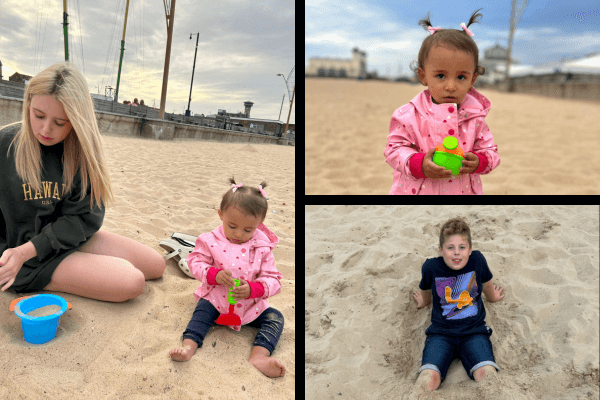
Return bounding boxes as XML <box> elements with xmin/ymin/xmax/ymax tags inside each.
<box><xmin>169</xmin><ymin>339</ymin><xmax>198</xmax><ymax>362</ymax></box>
<box><xmin>250</xmin><ymin>355</ymin><xmax>286</xmax><ymax>377</ymax></box>
<box><xmin>248</xmin><ymin>346</ymin><xmax>286</xmax><ymax>378</ymax></box>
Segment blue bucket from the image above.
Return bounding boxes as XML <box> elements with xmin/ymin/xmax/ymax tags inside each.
<box><xmin>13</xmin><ymin>294</ymin><xmax>68</xmax><ymax>344</ymax></box>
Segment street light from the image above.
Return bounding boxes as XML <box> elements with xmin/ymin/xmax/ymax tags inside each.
<box><xmin>186</xmin><ymin>32</ymin><xmax>200</xmax><ymax>117</ymax></box>
<box><xmin>277</xmin><ymin>68</ymin><xmax>295</xmax><ymax>140</ymax></box>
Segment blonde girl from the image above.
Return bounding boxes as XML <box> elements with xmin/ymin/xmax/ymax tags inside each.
<box><xmin>0</xmin><ymin>62</ymin><xmax>165</xmax><ymax>301</ymax></box>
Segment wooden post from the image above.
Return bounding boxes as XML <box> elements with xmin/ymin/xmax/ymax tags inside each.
<box><xmin>159</xmin><ymin>0</ymin><xmax>176</xmax><ymax>120</ymax></box>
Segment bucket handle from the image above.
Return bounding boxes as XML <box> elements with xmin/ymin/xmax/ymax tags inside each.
<box><xmin>9</xmin><ymin>295</ymin><xmax>72</xmax><ymax>312</ymax></box>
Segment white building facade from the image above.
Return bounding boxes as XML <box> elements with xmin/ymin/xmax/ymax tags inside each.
<box><xmin>306</xmin><ymin>47</ymin><xmax>367</xmax><ymax>79</ymax></box>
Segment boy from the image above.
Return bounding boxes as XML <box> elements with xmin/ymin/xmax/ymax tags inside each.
<box><xmin>413</xmin><ymin>233</ymin><xmax>504</xmax><ymax>391</ymax></box>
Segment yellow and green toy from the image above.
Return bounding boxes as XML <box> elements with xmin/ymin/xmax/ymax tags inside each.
<box><xmin>433</xmin><ymin>136</ymin><xmax>464</xmax><ymax>176</ymax></box>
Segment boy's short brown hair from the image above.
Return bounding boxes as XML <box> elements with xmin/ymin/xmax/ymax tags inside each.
<box><xmin>439</xmin><ymin>217</ymin><xmax>472</xmax><ymax>249</ymax></box>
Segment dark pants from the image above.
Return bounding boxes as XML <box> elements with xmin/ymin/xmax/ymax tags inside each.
<box><xmin>182</xmin><ymin>298</ymin><xmax>284</xmax><ymax>355</ymax></box>
<box><xmin>418</xmin><ymin>326</ymin><xmax>499</xmax><ymax>381</ymax></box>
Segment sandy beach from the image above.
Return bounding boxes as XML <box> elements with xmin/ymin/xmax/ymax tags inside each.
<box><xmin>0</xmin><ymin>135</ymin><xmax>295</xmax><ymax>399</ymax></box>
<box><xmin>306</xmin><ymin>205</ymin><xmax>599</xmax><ymax>400</ymax></box>
<box><xmin>306</xmin><ymin>78</ymin><xmax>600</xmax><ymax>194</ymax></box>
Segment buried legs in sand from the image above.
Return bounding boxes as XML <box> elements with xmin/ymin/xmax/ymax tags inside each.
<box><xmin>416</xmin><ymin>369</ymin><xmax>442</xmax><ymax>391</ymax></box>
<box><xmin>169</xmin><ymin>341</ymin><xmax>286</xmax><ymax>378</ymax></box>
<box><xmin>416</xmin><ymin>365</ymin><xmax>497</xmax><ymax>391</ymax></box>
<box><xmin>473</xmin><ymin>365</ymin><xmax>498</xmax><ymax>383</ymax></box>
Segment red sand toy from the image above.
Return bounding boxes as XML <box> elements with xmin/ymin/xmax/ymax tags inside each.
<box><xmin>215</xmin><ymin>279</ymin><xmax>242</xmax><ymax>326</ymax></box>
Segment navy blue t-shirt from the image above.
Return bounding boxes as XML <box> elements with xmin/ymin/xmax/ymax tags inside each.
<box><xmin>419</xmin><ymin>250</ymin><xmax>493</xmax><ymax>336</ymax></box>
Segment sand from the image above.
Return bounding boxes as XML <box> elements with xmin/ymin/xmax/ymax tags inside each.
<box><xmin>0</xmin><ymin>135</ymin><xmax>295</xmax><ymax>399</ymax></box>
<box><xmin>306</xmin><ymin>78</ymin><xmax>600</xmax><ymax>194</ymax></box>
<box><xmin>306</xmin><ymin>205</ymin><xmax>599</xmax><ymax>400</ymax></box>
<box><xmin>26</xmin><ymin>304</ymin><xmax>62</xmax><ymax>318</ymax></box>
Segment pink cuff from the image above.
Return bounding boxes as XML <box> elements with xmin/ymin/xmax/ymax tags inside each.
<box><xmin>248</xmin><ymin>281</ymin><xmax>265</xmax><ymax>299</ymax></box>
<box><xmin>207</xmin><ymin>267</ymin><xmax>221</xmax><ymax>285</ymax></box>
<box><xmin>409</xmin><ymin>153</ymin><xmax>426</xmax><ymax>179</ymax></box>
<box><xmin>473</xmin><ymin>152</ymin><xmax>488</xmax><ymax>173</ymax></box>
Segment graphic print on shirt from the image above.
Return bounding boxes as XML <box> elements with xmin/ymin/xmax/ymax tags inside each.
<box><xmin>22</xmin><ymin>182</ymin><xmax>65</xmax><ymax>204</ymax></box>
<box><xmin>435</xmin><ymin>271</ymin><xmax>478</xmax><ymax>320</ymax></box>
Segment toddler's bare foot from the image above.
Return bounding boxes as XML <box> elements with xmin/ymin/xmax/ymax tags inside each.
<box><xmin>169</xmin><ymin>339</ymin><xmax>198</xmax><ymax>362</ymax></box>
<box><xmin>169</xmin><ymin>346</ymin><xmax>193</xmax><ymax>361</ymax></box>
<box><xmin>249</xmin><ymin>355</ymin><xmax>286</xmax><ymax>378</ymax></box>
<box><xmin>248</xmin><ymin>345</ymin><xmax>285</xmax><ymax>378</ymax></box>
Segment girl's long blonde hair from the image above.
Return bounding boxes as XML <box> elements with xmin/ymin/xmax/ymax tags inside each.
<box><xmin>6</xmin><ymin>62</ymin><xmax>113</xmax><ymax>209</ymax></box>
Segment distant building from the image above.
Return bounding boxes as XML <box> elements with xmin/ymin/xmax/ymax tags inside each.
<box><xmin>244</xmin><ymin>101</ymin><xmax>254</xmax><ymax>118</ymax></box>
<box><xmin>9</xmin><ymin>72</ymin><xmax>32</xmax><ymax>85</ymax></box>
<box><xmin>91</xmin><ymin>93</ymin><xmax>114</xmax><ymax>102</ymax></box>
<box><xmin>0</xmin><ymin>62</ymin><xmax>31</xmax><ymax>99</ymax></box>
<box><xmin>305</xmin><ymin>47</ymin><xmax>367</xmax><ymax>79</ymax></box>
<box><xmin>479</xmin><ymin>44</ymin><xmax>517</xmax><ymax>84</ymax></box>
<box><xmin>0</xmin><ymin>60</ymin><xmax>32</xmax><ymax>86</ymax></box>
<box><xmin>501</xmin><ymin>53</ymin><xmax>600</xmax><ymax>101</ymax></box>
<box><xmin>210</xmin><ymin>102</ymin><xmax>287</xmax><ymax>137</ymax></box>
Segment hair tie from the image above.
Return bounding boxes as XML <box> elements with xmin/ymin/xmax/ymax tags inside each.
<box><xmin>427</xmin><ymin>26</ymin><xmax>441</xmax><ymax>35</ymax></box>
<box><xmin>258</xmin><ymin>185</ymin><xmax>269</xmax><ymax>200</ymax></box>
<box><xmin>232</xmin><ymin>183</ymin><xmax>243</xmax><ymax>192</ymax></box>
<box><xmin>460</xmin><ymin>23</ymin><xmax>474</xmax><ymax>37</ymax></box>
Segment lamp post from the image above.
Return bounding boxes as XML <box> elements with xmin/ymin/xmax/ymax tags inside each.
<box><xmin>186</xmin><ymin>32</ymin><xmax>199</xmax><ymax>117</ymax></box>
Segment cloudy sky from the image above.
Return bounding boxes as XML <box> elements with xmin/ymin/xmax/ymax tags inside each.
<box><xmin>1</xmin><ymin>0</ymin><xmax>295</xmax><ymax>123</ymax></box>
<box><xmin>305</xmin><ymin>0</ymin><xmax>600</xmax><ymax>78</ymax></box>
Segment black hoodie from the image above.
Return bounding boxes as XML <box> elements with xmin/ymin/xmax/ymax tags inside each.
<box><xmin>0</xmin><ymin>123</ymin><xmax>104</xmax><ymax>293</ymax></box>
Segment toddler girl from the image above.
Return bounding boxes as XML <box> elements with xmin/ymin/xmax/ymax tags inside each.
<box><xmin>169</xmin><ymin>178</ymin><xmax>285</xmax><ymax>378</ymax></box>
<box><xmin>384</xmin><ymin>9</ymin><xmax>500</xmax><ymax>194</ymax></box>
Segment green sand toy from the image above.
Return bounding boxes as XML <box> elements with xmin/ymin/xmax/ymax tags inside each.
<box><xmin>433</xmin><ymin>136</ymin><xmax>464</xmax><ymax>176</ymax></box>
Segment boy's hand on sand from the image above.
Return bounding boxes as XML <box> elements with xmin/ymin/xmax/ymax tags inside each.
<box><xmin>216</xmin><ymin>270</ymin><xmax>236</xmax><ymax>287</ymax></box>
<box><xmin>459</xmin><ymin>152</ymin><xmax>479</xmax><ymax>175</ymax></box>
<box><xmin>423</xmin><ymin>148</ymin><xmax>453</xmax><ymax>179</ymax></box>
<box><xmin>413</xmin><ymin>290</ymin><xmax>426</xmax><ymax>309</ymax></box>
<box><xmin>488</xmin><ymin>284</ymin><xmax>505</xmax><ymax>302</ymax></box>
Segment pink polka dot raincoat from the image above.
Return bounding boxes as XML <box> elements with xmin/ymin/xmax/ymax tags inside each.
<box><xmin>384</xmin><ymin>88</ymin><xmax>500</xmax><ymax>194</ymax></box>
<box><xmin>186</xmin><ymin>223</ymin><xmax>282</xmax><ymax>331</ymax></box>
